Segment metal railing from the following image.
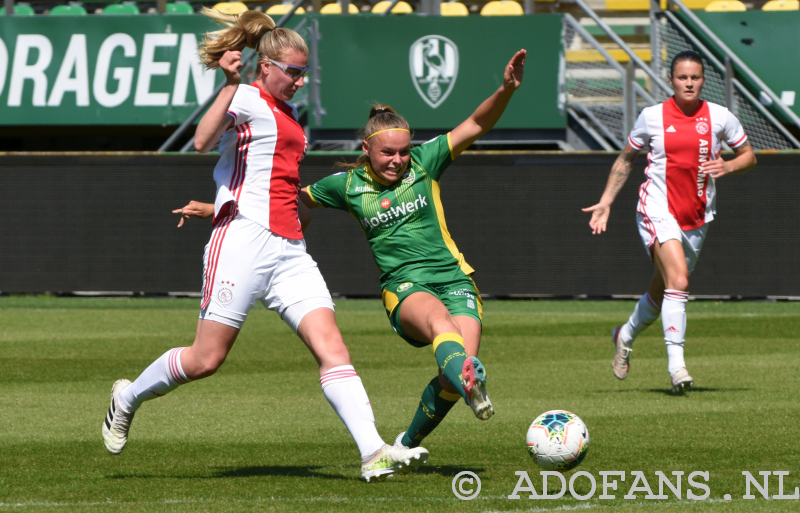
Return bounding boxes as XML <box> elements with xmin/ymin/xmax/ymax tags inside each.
<box><xmin>654</xmin><ymin>0</ymin><xmax>800</xmax><ymax>149</ymax></box>
<box><xmin>159</xmin><ymin>0</ymin><xmax>308</xmax><ymax>152</ymax></box>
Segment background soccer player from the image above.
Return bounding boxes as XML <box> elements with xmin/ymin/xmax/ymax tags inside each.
<box><xmin>582</xmin><ymin>50</ymin><xmax>757</xmax><ymax>393</ymax></box>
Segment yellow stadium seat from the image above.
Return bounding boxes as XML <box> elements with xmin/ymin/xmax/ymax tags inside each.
<box><xmin>704</xmin><ymin>0</ymin><xmax>745</xmax><ymax>10</ymax></box>
<box><xmin>440</xmin><ymin>1</ymin><xmax>468</xmax><ymax>15</ymax></box>
<box><xmin>213</xmin><ymin>2</ymin><xmax>248</xmax><ymax>14</ymax></box>
<box><xmin>762</xmin><ymin>0</ymin><xmax>798</xmax><ymax>9</ymax></box>
<box><xmin>266</xmin><ymin>3</ymin><xmax>307</xmax><ymax>14</ymax></box>
<box><xmin>480</xmin><ymin>0</ymin><xmax>523</xmax><ymax>15</ymax></box>
<box><xmin>605</xmin><ymin>0</ymin><xmax>666</xmax><ymax>10</ymax></box>
<box><xmin>680</xmin><ymin>0</ymin><xmax>715</xmax><ymax>8</ymax></box>
<box><xmin>320</xmin><ymin>2</ymin><xmax>360</xmax><ymax>13</ymax></box>
<box><xmin>371</xmin><ymin>0</ymin><xmax>413</xmax><ymax>13</ymax></box>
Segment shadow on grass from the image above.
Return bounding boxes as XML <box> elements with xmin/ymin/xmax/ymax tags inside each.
<box><xmin>109</xmin><ymin>466</ymin><xmax>349</xmax><ymax>480</ymax></box>
<box><xmin>647</xmin><ymin>387</ymin><xmax>753</xmax><ymax>395</ymax></box>
<box><xmin>415</xmin><ymin>466</ymin><xmax>485</xmax><ymax>477</ymax></box>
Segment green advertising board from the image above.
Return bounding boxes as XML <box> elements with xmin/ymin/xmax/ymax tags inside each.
<box><xmin>0</xmin><ymin>14</ymin><xmax>563</xmax><ymax>129</ymax></box>
<box><xmin>312</xmin><ymin>15</ymin><xmax>564</xmax><ymax>130</ymax></box>
<box><xmin>0</xmin><ymin>15</ymin><xmax>299</xmax><ymax>125</ymax></box>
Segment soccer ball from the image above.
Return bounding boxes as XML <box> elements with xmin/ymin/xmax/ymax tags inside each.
<box><xmin>526</xmin><ymin>410</ymin><xmax>590</xmax><ymax>472</ymax></box>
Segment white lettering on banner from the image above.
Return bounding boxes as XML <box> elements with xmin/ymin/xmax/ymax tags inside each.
<box><xmin>48</xmin><ymin>34</ymin><xmax>89</xmax><ymax>107</ymax></box>
<box><xmin>8</xmin><ymin>34</ymin><xmax>53</xmax><ymax>107</ymax></box>
<box><xmin>0</xmin><ymin>38</ymin><xmax>8</xmax><ymax>98</ymax></box>
<box><xmin>134</xmin><ymin>33</ymin><xmax>178</xmax><ymax>106</ymax></box>
<box><xmin>172</xmin><ymin>33</ymin><xmax>216</xmax><ymax>106</ymax></box>
<box><xmin>93</xmin><ymin>33</ymin><xmax>136</xmax><ymax>108</ymax></box>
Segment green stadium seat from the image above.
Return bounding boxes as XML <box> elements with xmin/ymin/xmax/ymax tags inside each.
<box><xmin>49</xmin><ymin>4</ymin><xmax>88</xmax><ymax>14</ymax></box>
<box><xmin>165</xmin><ymin>2</ymin><xmax>194</xmax><ymax>13</ymax></box>
<box><xmin>0</xmin><ymin>4</ymin><xmax>35</xmax><ymax>14</ymax></box>
<box><xmin>102</xmin><ymin>3</ymin><xmax>140</xmax><ymax>13</ymax></box>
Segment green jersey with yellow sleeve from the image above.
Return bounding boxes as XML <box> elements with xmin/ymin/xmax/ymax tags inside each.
<box><xmin>306</xmin><ymin>133</ymin><xmax>474</xmax><ymax>288</ymax></box>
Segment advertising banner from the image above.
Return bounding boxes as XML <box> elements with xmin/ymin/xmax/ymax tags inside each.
<box><xmin>313</xmin><ymin>15</ymin><xmax>564</xmax><ymax>130</ymax></box>
<box><xmin>0</xmin><ymin>15</ymin><xmax>298</xmax><ymax>125</ymax></box>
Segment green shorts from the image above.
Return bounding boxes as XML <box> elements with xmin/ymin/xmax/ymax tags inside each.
<box><xmin>381</xmin><ymin>277</ymin><xmax>483</xmax><ymax>348</ymax></box>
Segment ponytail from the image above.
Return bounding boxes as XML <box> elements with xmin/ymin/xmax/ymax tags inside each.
<box><xmin>198</xmin><ymin>8</ymin><xmax>308</xmax><ymax>71</ymax></box>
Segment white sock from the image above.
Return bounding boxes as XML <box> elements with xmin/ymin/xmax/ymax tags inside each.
<box><xmin>619</xmin><ymin>292</ymin><xmax>661</xmax><ymax>346</ymax></box>
<box><xmin>662</xmin><ymin>290</ymin><xmax>688</xmax><ymax>374</ymax></box>
<box><xmin>118</xmin><ymin>347</ymin><xmax>190</xmax><ymax>413</ymax></box>
<box><xmin>320</xmin><ymin>365</ymin><xmax>385</xmax><ymax>459</ymax></box>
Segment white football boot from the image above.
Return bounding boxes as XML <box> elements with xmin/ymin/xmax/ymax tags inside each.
<box><xmin>611</xmin><ymin>326</ymin><xmax>633</xmax><ymax>380</ymax></box>
<box><xmin>670</xmin><ymin>367</ymin><xmax>693</xmax><ymax>395</ymax></box>
<box><xmin>102</xmin><ymin>379</ymin><xmax>135</xmax><ymax>454</ymax></box>
<box><xmin>360</xmin><ymin>437</ymin><xmax>429</xmax><ymax>482</ymax></box>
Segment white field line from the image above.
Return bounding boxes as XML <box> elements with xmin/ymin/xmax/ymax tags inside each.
<box><xmin>0</xmin><ymin>496</ymin><xmax>738</xmax><ymax>509</ymax></box>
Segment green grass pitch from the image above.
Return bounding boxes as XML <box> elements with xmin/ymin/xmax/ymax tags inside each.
<box><xmin>1</xmin><ymin>296</ymin><xmax>799</xmax><ymax>512</ymax></box>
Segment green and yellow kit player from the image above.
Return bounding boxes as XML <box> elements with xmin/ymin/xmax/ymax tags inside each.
<box><xmin>300</xmin><ymin>49</ymin><xmax>527</xmax><ymax>454</ymax></box>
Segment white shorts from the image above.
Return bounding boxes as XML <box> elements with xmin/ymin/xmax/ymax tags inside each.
<box><xmin>199</xmin><ymin>214</ymin><xmax>333</xmax><ymax>332</ymax></box>
<box><xmin>637</xmin><ymin>213</ymin><xmax>708</xmax><ymax>274</ymax></box>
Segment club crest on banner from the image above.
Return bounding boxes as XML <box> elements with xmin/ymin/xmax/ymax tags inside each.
<box><xmin>409</xmin><ymin>35</ymin><xmax>459</xmax><ymax>109</ymax></box>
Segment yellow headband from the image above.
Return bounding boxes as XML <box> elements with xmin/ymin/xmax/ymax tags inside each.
<box><xmin>366</xmin><ymin>128</ymin><xmax>410</xmax><ymax>141</ymax></box>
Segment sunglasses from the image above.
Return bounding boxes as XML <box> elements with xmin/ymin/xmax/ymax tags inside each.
<box><xmin>268</xmin><ymin>58</ymin><xmax>310</xmax><ymax>80</ymax></box>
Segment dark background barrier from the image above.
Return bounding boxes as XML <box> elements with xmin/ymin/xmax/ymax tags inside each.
<box><xmin>1</xmin><ymin>152</ymin><xmax>797</xmax><ymax>297</ymax></box>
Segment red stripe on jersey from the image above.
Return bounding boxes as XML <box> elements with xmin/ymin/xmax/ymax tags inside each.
<box><xmin>256</xmin><ymin>86</ymin><xmax>305</xmax><ymax>239</ymax></box>
<box><xmin>662</xmin><ymin>98</ymin><xmax>711</xmax><ymax>230</ymax></box>
<box><xmin>628</xmin><ymin>135</ymin><xmax>643</xmax><ymax>150</ymax></box>
<box><xmin>201</xmin><ymin>212</ymin><xmax>236</xmax><ymax>310</ymax></box>
<box><xmin>731</xmin><ymin>133</ymin><xmax>747</xmax><ymax>148</ymax></box>
<box><xmin>227</xmin><ymin>110</ymin><xmax>237</xmax><ymax>122</ymax></box>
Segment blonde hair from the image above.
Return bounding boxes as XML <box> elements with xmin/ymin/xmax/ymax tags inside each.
<box><xmin>337</xmin><ymin>105</ymin><xmax>412</xmax><ymax>170</ymax></box>
<box><xmin>198</xmin><ymin>8</ymin><xmax>308</xmax><ymax>71</ymax></box>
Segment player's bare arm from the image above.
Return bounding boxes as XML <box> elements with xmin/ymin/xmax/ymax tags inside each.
<box><xmin>450</xmin><ymin>49</ymin><xmax>526</xmax><ymax>158</ymax></box>
<box><xmin>194</xmin><ymin>51</ymin><xmax>243</xmax><ymax>153</ymax></box>
<box><xmin>582</xmin><ymin>144</ymin><xmax>640</xmax><ymax>235</ymax></box>
<box><xmin>173</xmin><ymin>201</ymin><xmax>214</xmax><ymax>228</ymax></box>
<box><xmin>699</xmin><ymin>141</ymin><xmax>756</xmax><ymax>179</ymax></box>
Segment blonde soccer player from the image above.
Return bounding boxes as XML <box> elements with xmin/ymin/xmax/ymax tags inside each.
<box><xmin>583</xmin><ymin>50</ymin><xmax>756</xmax><ymax>393</ymax></box>
<box><xmin>102</xmin><ymin>9</ymin><xmax>428</xmax><ymax>482</ymax></box>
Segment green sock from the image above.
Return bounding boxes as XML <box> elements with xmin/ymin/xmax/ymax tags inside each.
<box><xmin>401</xmin><ymin>375</ymin><xmax>460</xmax><ymax>448</ymax></box>
<box><xmin>433</xmin><ymin>333</ymin><xmax>469</xmax><ymax>402</ymax></box>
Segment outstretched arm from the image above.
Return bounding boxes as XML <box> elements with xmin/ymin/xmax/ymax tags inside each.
<box><xmin>194</xmin><ymin>51</ymin><xmax>243</xmax><ymax>153</ymax></box>
<box><xmin>173</xmin><ymin>201</ymin><xmax>214</xmax><ymax>228</ymax></box>
<box><xmin>449</xmin><ymin>49</ymin><xmax>526</xmax><ymax>158</ymax></box>
<box><xmin>581</xmin><ymin>144</ymin><xmax>640</xmax><ymax>235</ymax></box>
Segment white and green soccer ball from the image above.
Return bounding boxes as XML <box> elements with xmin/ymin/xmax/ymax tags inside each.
<box><xmin>526</xmin><ymin>410</ymin><xmax>590</xmax><ymax>471</ymax></box>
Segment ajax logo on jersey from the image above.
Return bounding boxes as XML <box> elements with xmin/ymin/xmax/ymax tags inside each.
<box><xmin>695</xmin><ymin>121</ymin><xmax>709</xmax><ymax>135</ymax></box>
<box><xmin>409</xmin><ymin>35</ymin><xmax>459</xmax><ymax>109</ymax></box>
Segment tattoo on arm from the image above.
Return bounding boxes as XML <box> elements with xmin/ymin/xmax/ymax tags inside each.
<box><xmin>604</xmin><ymin>147</ymin><xmax>638</xmax><ymax>202</ymax></box>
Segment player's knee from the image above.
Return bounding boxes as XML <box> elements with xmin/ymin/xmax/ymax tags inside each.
<box><xmin>671</xmin><ymin>275</ymin><xmax>689</xmax><ymax>292</ymax></box>
<box><xmin>192</xmin><ymin>353</ymin><xmax>227</xmax><ymax>379</ymax></box>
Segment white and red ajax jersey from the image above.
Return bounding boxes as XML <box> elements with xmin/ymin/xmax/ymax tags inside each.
<box><xmin>628</xmin><ymin>97</ymin><xmax>747</xmax><ymax>230</ymax></box>
<box><xmin>212</xmin><ymin>83</ymin><xmax>308</xmax><ymax>240</ymax></box>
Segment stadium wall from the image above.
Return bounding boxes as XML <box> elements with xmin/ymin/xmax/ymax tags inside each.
<box><xmin>1</xmin><ymin>152</ymin><xmax>797</xmax><ymax>298</ymax></box>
